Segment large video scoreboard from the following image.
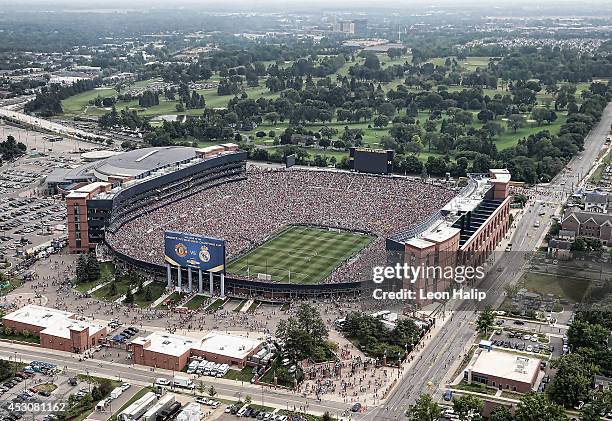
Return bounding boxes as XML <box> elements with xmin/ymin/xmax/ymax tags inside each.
<box><xmin>349</xmin><ymin>147</ymin><xmax>394</xmax><ymax>174</ymax></box>
<box><xmin>164</xmin><ymin>231</ymin><xmax>226</xmax><ymax>273</ymax></box>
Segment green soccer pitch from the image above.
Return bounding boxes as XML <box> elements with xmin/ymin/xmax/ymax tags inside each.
<box><xmin>226</xmin><ymin>225</ymin><xmax>374</xmax><ymax>284</ymax></box>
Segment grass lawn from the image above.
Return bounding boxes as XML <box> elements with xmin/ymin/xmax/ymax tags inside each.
<box><xmin>590</xmin><ymin>148</ymin><xmax>611</xmax><ymax>183</ymax></box>
<box><xmin>133</xmin><ymin>282</ymin><xmax>166</xmax><ymax>308</ymax></box>
<box><xmin>205</xmin><ymin>297</ymin><xmax>228</xmax><ymax>312</ymax></box>
<box><xmin>74</xmin><ymin>261</ymin><xmax>115</xmax><ymax>293</ymax></box>
<box><xmin>233</xmin><ymin>300</ymin><xmax>246</xmax><ymax>312</ymax></box>
<box><xmin>0</xmin><ymin>330</ymin><xmax>40</xmax><ymax>344</ymax></box>
<box><xmin>184</xmin><ymin>294</ymin><xmax>208</xmax><ymax>310</ymax></box>
<box><xmin>520</xmin><ymin>271</ymin><xmax>589</xmax><ymax>302</ymax></box>
<box><xmin>453</xmin><ymin>380</ymin><xmax>497</xmax><ymax>395</ymax></box>
<box><xmin>35</xmin><ymin>383</ymin><xmax>58</xmax><ymax>393</ymax></box>
<box><xmin>223</xmin><ymin>366</ymin><xmax>253</xmax><ymax>382</ymax></box>
<box><xmin>227</xmin><ymin>225</ymin><xmax>373</xmax><ymax>284</ymax></box>
<box><xmin>247</xmin><ymin>301</ymin><xmax>259</xmax><ymax>313</ymax></box>
<box><xmin>495</xmin><ymin>114</ymin><xmax>567</xmax><ymax>150</ymax></box>
<box><xmin>61</xmin><ymin>88</ymin><xmax>118</xmax><ymax>116</ymax></box>
<box><xmin>155</xmin><ymin>291</ymin><xmax>185</xmax><ymax>309</ymax></box>
<box><xmin>92</xmin><ymin>276</ymin><xmax>134</xmax><ymax>301</ymax></box>
<box><xmin>0</xmin><ymin>276</ymin><xmax>23</xmax><ymax>296</ymax></box>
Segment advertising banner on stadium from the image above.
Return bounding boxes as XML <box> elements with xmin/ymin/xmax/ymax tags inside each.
<box><xmin>164</xmin><ymin>231</ymin><xmax>226</xmax><ymax>273</ymax></box>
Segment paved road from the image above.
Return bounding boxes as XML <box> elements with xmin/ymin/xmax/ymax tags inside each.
<box><xmin>0</xmin><ymin>343</ymin><xmax>349</xmax><ymax>418</ymax></box>
<box><xmin>0</xmin><ymin>107</ymin><xmax>109</xmax><ymax>143</ymax></box>
<box><xmin>362</xmin><ymin>102</ymin><xmax>612</xmax><ymax>420</ymax></box>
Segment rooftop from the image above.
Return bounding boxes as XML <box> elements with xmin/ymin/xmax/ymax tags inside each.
<box><xmin>2</xmin><ymin>305</ymin><xmax>105</xmax><ymax>339</ymax></box>
<box><xmin>133</xmin><ymin>330</ymin><xmax>263</xmax><ymax>360</ymax></box>
<box><xmin>470</xmin><ymin>349</ymin><xmax>540</xmax><ymax>384</ymax></box>
<box><xmin>199</xmin><ymin>330</ymin><xmax>263</xmax><ymax>360</ymax></box>
<box><xmin>93</xmin><ymin>146</ymin><xmax>198</xmax><ymax>180</ymax></box>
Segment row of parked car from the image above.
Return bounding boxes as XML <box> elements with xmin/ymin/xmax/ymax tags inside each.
<box><xmin>110</xmin><ymin>325</ymin><xmax>139</xmax><ymax>343</ymax></box>
<box><xmin>186</xmin><ymin>360</ymin><xmax>229</xmax><ymax>378</ymax></box>
<box><xmin>490</xmin><ymin>339</ymin><xmax>552</xmax><ymax>355</ymax></box>
<box><xmin>227</xmin><ymin>404</ymin><xmax>290</xmax><ymax>420</ymax></box>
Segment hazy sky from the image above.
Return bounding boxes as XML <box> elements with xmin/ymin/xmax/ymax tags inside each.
<box><xmin>2</xmin><ymin>0</ymin><xmax>611</xmax><ymax>8</ymax></box>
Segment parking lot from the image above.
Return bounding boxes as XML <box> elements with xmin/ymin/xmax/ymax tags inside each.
<box><xmin>0</xmin><ymin>360</ymin><xmax>81</xmax><ymax>421</ymax></box>
<box><xmin>0</xmin><ymin>124</ymin><xmax>99</xmax><ymax>269</ymax></box>
<box><xmin>0</xmin><ymin>196</ymin><xmax>66</xmax><ymax>257</ymax></box>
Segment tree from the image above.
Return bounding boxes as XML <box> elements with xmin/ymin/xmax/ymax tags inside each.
<box><xmin>75</xmin><ymin>255</ymin><xmax>88</xmax><ymax>283</ymax></box>
<box><xmin>547</xmin><ymin>353</ymin><xmax>598</xmax><ymax>408</ymax></box>
<box><xmin>373</xmin><ymin>115</ymin><xmax>390</xmax><ymax>128</ymax></box>
<box><xmin>406</xmin><ymin>394</ymin><xmax>441</xmax><ymax>421</ymax></box>
<box><xmin>207</xmin><ymin>385</ymin><xmax>217</xmax><ymax>398</ymax></box>
<box><xmin>363</xmin><ymin>53</ymin><xmax>381</xmax><ymax>70</ymax></box>
<box><xmin>453</xmin><ymin>395</ymin><xmax>483</xmax><ymax>421</ymax></box>
<box><xmin>108</xmin><ymin>281</ymin><xmax>117</xmax><ymax>297</ymax></box>
<box><xmin>244</xmin><ymin>395</ymin><xmax>252</xmax><ymax>405</ymax></box>
<box><xmin>476</xmin><ymin>306</ymin><xmax>495</xmax><ymax>336</ymax></box>
<box><xmin>477</xmin><ymin>109</ymin><xmax>495</xmax><ymax>123</ymax></box>
<box><xmin>91</xmin><ymin>386</ymin><xmax>102</xmax><ymax>401</ymax></box>
<box><xmin>507</xmin><ymin>114</ymin><xmax>525</xmax><ymax>133</ymax></box>
<box><xmin>124</xmin><ymin>287</ymin><xmax>134</xmax><ymax>304</ymax></box>
<box><xmin>514</xmin><ymin>393</ymin><xmax>566</xmax><ymax>421</ymax></box>
<box><xmin>276</xmin><ymin>303</ymin><xmax>329</xmax><ymax>361</ymax></box>
<box><xmin>321</xmin><ymin>412</ymin><xmax>333</xmax><ymax>421</ymax></box>
<box><xmin>86</xmin><ymin>253</ymin><xmax>100</xmax><ymax>283</ymax></box>
<box><xmin>567</xmin><ymin>319</ymin><xmax>609</xmax><ymax>351</ymax></box>
<box><xmin>489</xmin><ymin>405</ymin><xmax>514</xmax><ymax>421</ymax></box>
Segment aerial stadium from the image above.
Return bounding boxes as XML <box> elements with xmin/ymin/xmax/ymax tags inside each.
<box><xmin>50</xmin><ymin>144</ymin><xmax>511</xmax><ymax>299</ymax></box>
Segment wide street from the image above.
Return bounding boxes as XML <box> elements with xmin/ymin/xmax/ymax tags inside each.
<box><xmin>0</xmin><ymin>107</ymin><xmax>108</xmax><ymax>143</ymax></box>
<box><xmin>0</xmin><ymin>342</ymin><xmax>351</xmax><ymax>418</ymax></box>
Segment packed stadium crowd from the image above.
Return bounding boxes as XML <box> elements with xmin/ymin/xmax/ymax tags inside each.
<box><xmin>107</xmin><ymin>168</ymin><xmax>455</xmax><ymax>283</ymax></box>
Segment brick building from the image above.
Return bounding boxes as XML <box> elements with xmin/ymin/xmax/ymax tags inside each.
<box><xmin>131</xmin><ymin>330</ymin><xmax>263</xmax><ymax>371</ymax></box>
<box><xmin>561</xmin><ymin>211</ymin><xmax>612</xmax><ymax>246</ymax></box>
<box><xmin>465</xmin><ymin>348</ymin><xmax>541</xmax><ymax>393</ymax></box>
<box><xmin>2</xmin><ymin>305</ymin><xmax>106</xmax><ymax>353</ymax></box>
<box><xmin>387</xmin><ymin>169</ymin><xmax>512</xmax><ymax>301</ymax></box>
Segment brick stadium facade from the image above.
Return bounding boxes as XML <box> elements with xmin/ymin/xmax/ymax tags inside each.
<box><xmin>387</xmin><ymin>170</ymin><xmax>512</xmax><ymax>301</ymax></box>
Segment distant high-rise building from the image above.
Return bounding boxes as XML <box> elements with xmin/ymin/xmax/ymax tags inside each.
<box><xmin>353</xmin><ymin>19</ymin><xmax>368</xmax><ymax>35</ymax></box>
<box><xmin>341</xmin><ymin>21</ymin><xmax>355</xmax><ymax>34</ymax></box>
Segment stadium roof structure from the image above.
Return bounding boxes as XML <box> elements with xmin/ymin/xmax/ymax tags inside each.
<box><xmin>47</xmin><ymin>146</ymin><xmax>199</xmax><ymax>187</ymax></box>
<box><xmin>81</xmin><ymin>150</ymin><xmax>121</xmax><ymax>161</ymax></box>
<box><xmin>2</xmin><ymin>304</ymin><xmax>105</xmax><ymax>339</ymax></box>
<box><xmin>93</xmin><ymin>146</ymin><xmax>198</xmax><ymax>180</ymax></box>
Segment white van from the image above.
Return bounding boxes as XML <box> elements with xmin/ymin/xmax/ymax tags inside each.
<box><xmin>209</xmin><ymin>363</ymin><xmax>221</xmax><ymax>377</ymax></box>
<box><xmin>202</xmin><ymin>361</ymin><xmax>215</xmax><ymax>376</ymax></box>
<box><xmin>196</xmin><ymin>360</ymin><xmax>208</xmax><ymax>375</ymax></box>
<box><xmin>216</xmin><ymin>364</ymin><xmax>229</xmax><ymax>378</ymax></box>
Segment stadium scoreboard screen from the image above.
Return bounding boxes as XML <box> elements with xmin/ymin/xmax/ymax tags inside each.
<box><xmin>164</xmin><ymin>231</ymin><xmax>226</xmax><ymax>273</ymax></box>
<box><xmin>349</xmin><ymin>147</ymin><xmax>394</xmax><ymax>174</ymax></box>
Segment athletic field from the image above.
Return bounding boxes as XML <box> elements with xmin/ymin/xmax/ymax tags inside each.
<box><xmin>226</xmin><ymin>226</ymin><xmax>373</xmax><ymax>284</ymax></box>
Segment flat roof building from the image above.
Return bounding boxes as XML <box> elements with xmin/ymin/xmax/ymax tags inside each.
<box><xmin>131</xmin><ymin>330</ymin><xmax>264</xmax><ymax>371</ymax></box>
<box><xmin>465</xmin><ymin>348</ymin><xmax>542</xmax><ymax>393</ymax></box>
<box><xmin>2</xmin><ymin>305</ymin><xmax>107</xmax><ymax>353</ymax></box>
